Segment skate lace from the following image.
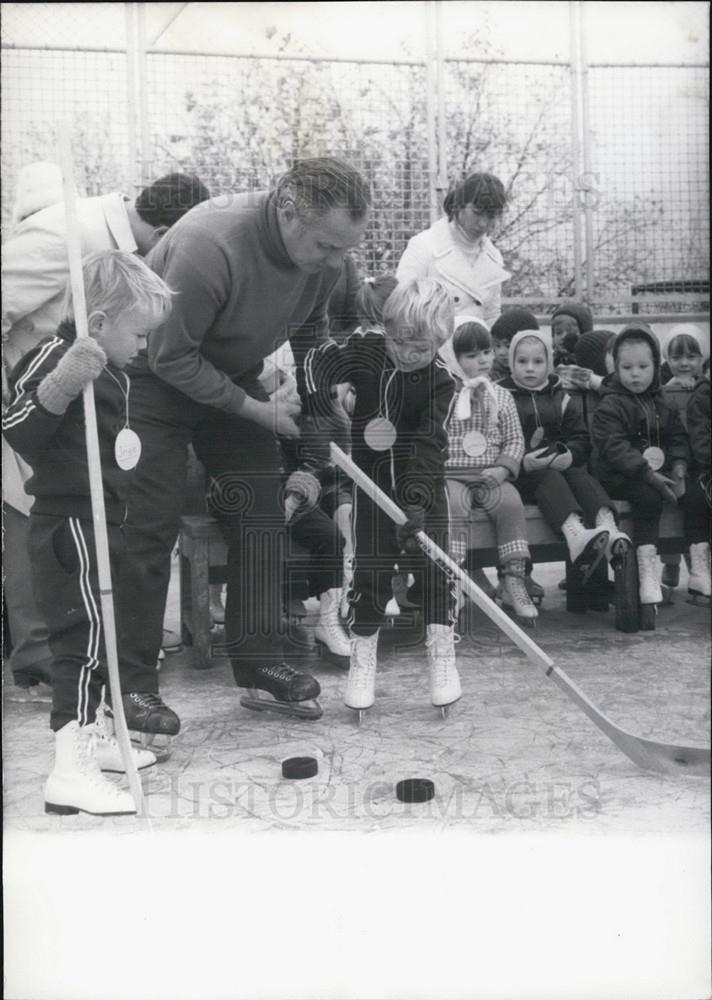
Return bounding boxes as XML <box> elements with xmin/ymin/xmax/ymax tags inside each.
<box><xmin>129</xmin><ymin>692</ymin><xmax>165</xmax><ymax>710</ymax></box>
<box><xmin>425</xmin><ymin>630</ymin><xmax>459</xmax><ymax>680</ymax></box>
<box><xmin>506</xmin><ymin>573</ymin><xmax>531</xmax><ymax>602</ymax></box>
<box><xmin>76</xmin><ymin>729</ymin><xmax>127</xmax><ymax>797</ymax></box>
<box><xmin>262</xmin><ymin>663</ymin><xmax>299</xmax><ymax>683</ymax></box>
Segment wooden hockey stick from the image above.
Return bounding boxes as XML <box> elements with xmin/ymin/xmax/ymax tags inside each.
<box><xmin>58</xmin><ymin>128</ymin><xmax>149</xmax><ymax>820</ymax></box>
<box><xmin>330</xmin><ymin>443</ymin><xmax>710</xmax><ymax>777</ymax></box>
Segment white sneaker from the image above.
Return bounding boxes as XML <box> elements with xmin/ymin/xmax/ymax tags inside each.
<box><xmin>425</xmin><ymin>624</ymin><xmax>462</xmax><ymax>708</ymax></box>
<box><xmin>314</xmin><ymin>588</ymin><xmax>351</xmax><ymax>659</ymax></box>
<box><xmin>345</xmin><ymin>631</ymin><xmax>379</xmax><ymax>711</ymax></box>
<box><xmin>636</xmin><ymin>544</ymin><xmax>663</xmax><ymax>605</ymax></box>
<box><xmin>45</xmin><ymin>721</ymin><xmax>137</xmax><ymax>816</ymax></box>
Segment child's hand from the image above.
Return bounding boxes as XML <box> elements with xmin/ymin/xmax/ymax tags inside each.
<box><xmin>480</xmin><ymin>466</ymin><xmax>508</xmax><ymax>485</ymax></box>
<box><xmin>671</xmin><ymin>461</ymin><xmax>687</xmax><ymax>498</ymax></box>
<box><xmin>284</xmin><ymin>470</ymin><xmax>321</xmax><ymax>522</ymax></box>
<box><xmin>243</xmin><ymin>393</ymin><xmax>301</xmax><ymax>437</ymax></box>
<box><xmin>667</xmin><ymin>375</ymin><xmax>697</xmax><ymax>390</ymax></box>
<box><xmin>522</xmin><ymin>447</ymin><xmax>553</xmax><ymax>472</ymax></box>
<box><xmin>37</xmin><ymin>338</ymin><xmax>107</xmax><ymax>415</ymax></box>
<box><xmin>648</xmin><ymin>471</ymin><xmax>679</xmax><ymax>504</ymax></box>
<box><xmin>397</xmin><ymin>506</ymin><xmax>425</xmax><ymax>554</ymax></box>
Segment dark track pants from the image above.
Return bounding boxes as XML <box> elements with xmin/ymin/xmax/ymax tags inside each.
<box><xmin>350</xmin><ymin>480</ymin><xmax>452</xmax><ymax>635</ymax></box>
<box><xmin>517</xmin><ymin>466</ymin><xmax>613</xmax><ymax>531</ymax></box>
<box><xmin>29</xmin><ymin>514</ymin><xmax>123</xmax><ymax>732</ymax></box>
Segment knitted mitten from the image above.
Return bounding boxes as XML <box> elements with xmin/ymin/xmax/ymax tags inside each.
<box><xmin>37</xmin><ymin>339</ymin><xmax>107</xmax><ymax>415</ymax></box>
<box><xmin>284</xmin><ymin>469</ymin><xmax>322</xmax><ymax>521</ymax></box>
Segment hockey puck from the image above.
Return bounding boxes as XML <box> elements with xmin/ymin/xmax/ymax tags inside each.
<box><xmin>281</xmin><ymin>756</ymin><xmax>318</xmax><ymax>780</ymax></box>
<box><xmin>396</xmin><ymin>778</ymin><xmax>435</xmax><ymax>803</ymax></box>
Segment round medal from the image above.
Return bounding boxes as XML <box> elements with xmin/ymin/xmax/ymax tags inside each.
<box><xmin>115</xmin><ymin>428</ymin><xmax>142</xmax><ymax>470</ymax></box>
<box><xmin>643</xmin><ymin>446</ymin><xmax>665</xmax><ymax>471</ymax></box>
<box><xmin>364</xmin><ymin>417</ymin><xmax>397</xmax><ymax>451</ymax></box>
<box><xmin>462</xmin><ymin>430</ymin><xmax>488</xmax><ymax>458</ymax></box>
<box><xmin>530</xmin><ymin>427</ymin><xmax>545</xmax><ymax>448</ymax></box>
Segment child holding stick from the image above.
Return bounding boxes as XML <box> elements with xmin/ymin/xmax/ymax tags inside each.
<box><xmin>3</xmin><ymin>250</ymin><xmax>173</xmax><ymax>815</ymax></box>
<box><xmin>303</xmin><ymin>277</ymin><xmax>458</xmax><ymax>717</ymax></box>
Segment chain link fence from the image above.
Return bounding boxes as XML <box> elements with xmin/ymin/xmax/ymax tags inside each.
<box><xmin>2</xmin><ymin>2</ymin><xmax>708</xmax><ymax>316</ymax></box>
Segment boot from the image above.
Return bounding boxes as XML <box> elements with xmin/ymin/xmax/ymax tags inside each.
<box><xmin>525</xmin><ymin>574</ymin><xmax>545</xmax><ymax>604</ymax></box>
<box><xmin>498</xmin><ymin>559</ymin><xmax>538</xmax><ymax>622</ymax></box>
<box><xmin>314</xmin><ymin>588</ymin><xmax>351</xmax><ymax>659</ymax></box>
<box><xmin>345</xmin><ymin>630</ymin><xmax>379</xmax><ymax>713</ymax></box>
<box><xmin>123</xmin><ymin>692</ymin><xmax>181</xmax><ymax>735</ymax></box>
<box><xmin>596</xmin><ymin>507</ymin><xmax>632</xmax><ymax>562</ymax></box>
<box><xmin>425</xmin><ymin>623</ymin><xmax>462</xmax><ymax>710</ymax></box>
<box><xmin>636</xmin><ymin>544</ymin><xmax>663</xmax><ymax>605</ymax></box>
<box><xmin>88</xmin><ymin>703</ymin><xmax>157</xmax><ymax>774</ymax></box>
<box><xmin>44</xmin><ymin>721</ymin><xmax>137</xmax><ymax>816</ymax></box>
<box><xmin>561</xmin><ymin>513</ymin><xmax>609</xmax><ymax>581</ymax></box>
<box><xmin>687</xmin><ymin>542</ymin><xmax>711</xmax><ymax>600</ymax></box>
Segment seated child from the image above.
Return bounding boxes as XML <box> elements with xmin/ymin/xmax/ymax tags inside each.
<box><xmin>658</xmin><ymin>326</ymin><xmax>706</xmax><ymax>592</ymax></box>
<box><xmin>2</xmin><ymin>250</ymin><xmax>173</xmax><ymax>816</ymax></box>
<box><xmin>441</xmin><ymin>317</ymin><xmax>537</xmax><ymax>621</ymax></box>
<box><xmin>551</xmin><ymin>301</ymin><xmax>594</xmax><ymax>368</ymax></box>
<box><xmin>684</xmin><ymin>372</ymin><xmax>711</xmax><ymax>601</ymax></box>
<box><xmin>592</xmin><ymin>324</ymin><xmax>708</xmax><ymax>609</ymax></box>
<box><xmin>569</xmin><ymin>329</ymin><xmax>617</xmax><ymax>436</ymax></box>
<box><xmin>500</xmin><ymin>329</ymin><xmax>631</xmax><ymax>584</ymax></box>
<box><xmin>490</xmin><ymin>307</ymin><xmax>540</xmax><ymax>382</ymax></box>
<box><xmin>304</xmin><ymin>276</ymin><xmax>459</xmax><ymax>716</ymax></box>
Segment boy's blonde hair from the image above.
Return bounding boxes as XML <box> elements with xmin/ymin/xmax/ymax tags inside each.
<box><xmin>62</xmin><ymin>249</ymin><xmax>174</xmax><ymax>328</ymax></box>
<box><xmin>382</xmin><ymin>277</ymin><xmax>454</xmax><ymax>345</ymax></box>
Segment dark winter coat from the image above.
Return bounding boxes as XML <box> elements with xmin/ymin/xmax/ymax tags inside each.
<box><xmin>686</xmin><ymin>376</ymin><xmax>710</xmax><ymax>474</ymax></box>
<box><xmin>499</xmin><ymin>372</ymin><xmax>591</xmax><ymax>467</ymax></box>
<box><xmin>2</xmin><ymin>321</ymin><xmax>132</xmax><ymax>524</ymax></box>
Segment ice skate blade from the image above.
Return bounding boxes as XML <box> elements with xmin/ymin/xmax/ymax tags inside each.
<box><xmin>130</xmin><ymin>732</ymin><xmax>173</xmax><ymax>763</ymax></box>
<box><xmin>346</xmin><ymin>705</ymin><xmax>372</xmax><ymax>724</ymax></box>
<box><xmin>44</xmin><ymin>800</ymin><xmax>137</xmax><ymax>817</ymax></box>
<box><xmin>576</xmin><ymin>533</ymin><xmax>609</xmax><ymax>584</ymax></box>
<box><xmin>239</xmin><ymin>691</ymin><xmax>323</xmax><ymax>721</ymax></box>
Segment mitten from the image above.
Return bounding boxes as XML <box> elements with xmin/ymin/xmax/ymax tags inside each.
<box><xmin>396</xmin><ymin>506</ymin><xmax>426</xmax><ymax>554</ymax></box>
<box><xmin>548</xmin><ymin>445</ymin><xmax>573</xmax><ymax>471</ymax></box>
<box><xmin>37</xmin><ymin>338</ymin><xmax>107</xmax><ymax>415</ymax></box>
<box><xmin>284</xmin><ymin>469</ymin><xmax>321</xmax><ymax>522</ymax></box>
<box><xmin>522</xmin><ymin>447</ymin><xmax>551</xmax><ymax>473</ymax></box>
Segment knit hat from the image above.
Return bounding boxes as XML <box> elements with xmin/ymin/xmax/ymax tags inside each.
<box><xmin>551</xmin><ymin>301</ymin><xmax>594</xmax><ymax>335</ymax></box>
<box><xmin>573</xmin><ymin>330</ymin><xmax>616</xmax><ymax>377</ymax></box>
<box><xmin>509</xmin><ymin>329</ymin><xmax>553</xmax><ymax>389</ymax></box>
<box><xmin>612</xmin><ymin>323</ymin><xmax>662</xmax><ymax>388</ymax></box>
<box><xmin>490</xmin><ymin>307</ymin><xmax>539</xmax><ymax>343</ymax></box>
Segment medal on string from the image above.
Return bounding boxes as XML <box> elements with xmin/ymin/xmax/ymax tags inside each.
<box><xmin>364</xmin><ymin>417</ymin><xmax>397</xmax><ymax>451</ymax></box>
<box><xmin>462</xmin><ymin>430</ymin><xmax>488</xmax><ymax>457</ymax></box>
<box><xmin>106</xmin><ymin>369</ymin><xmax>142</xmax><ymax>470</ymax></box>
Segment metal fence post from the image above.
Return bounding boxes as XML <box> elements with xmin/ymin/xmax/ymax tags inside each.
<box><xmin>424</xmin><ymin>0</ymin><xmax>439</xmax><ymax>225</ymax></box>
<box><xmin>579</xmin><ymin>1</ymin><xmax>595</xmax><ymax>301</ymax></box>
<box><xmin>435</xmin><ymin>0</ymin><xmax>448</xmax><ymax>207</ymax></box>
<box><xmin>137</xmin><ymin>2</ymin><xmax>150</xmax><ymax>185</ymax></box>
<box><xmin>125</xmin><ymin>3</ymin><xmax>138</xmax><ymax>193</ymax></box>
<box><xmin>568</xmin><ymin>0</ymin><xmax>584</xmax><ymax>301</ymax></box>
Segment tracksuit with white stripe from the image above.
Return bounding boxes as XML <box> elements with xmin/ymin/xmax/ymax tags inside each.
<box><xmin>304</xmin><ymin>329</ymin><xmax>457</xmax><ymax>633</ymax></box>
<box><xmin>2</xmin><ymin>322</ymin><xmax>132</xmax><ymax>731</ymax></box>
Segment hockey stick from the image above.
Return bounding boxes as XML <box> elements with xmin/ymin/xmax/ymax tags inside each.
<box><xmin>330</xmin><ymin>443</ymin><xmax>710</xmax><ymax>777</ymax></box>
<box><xmin>58</xmin><ymin>128</ymin><xmax>149</xmax><ymax>820</ymax></box>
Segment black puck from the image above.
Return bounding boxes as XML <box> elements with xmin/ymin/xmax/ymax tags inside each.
<box><xmin>396</xmin><ymin>778</ymin><xmax>435</xmax><ymax>803</ymax></box>
<box><xmin>281</xmin><ymin>756</ymin><xmax>318</xmax><ymax>780</ymax></box>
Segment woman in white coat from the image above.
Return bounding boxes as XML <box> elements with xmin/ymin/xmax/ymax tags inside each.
<box><xmin>397</xmin><ymin>172</ymin><xmax>510</xmax><ymax>329</ymax></box>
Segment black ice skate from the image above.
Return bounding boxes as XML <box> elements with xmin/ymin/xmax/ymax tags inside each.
<box><xmin>236</xmin><ymin>662</ymin><xmax>322</xmax><ymax>720</ymax></box>
<box><xmin>122</xmin><ymin>692</ymin><xmax>181</xmax><ymax>762</ymax></box>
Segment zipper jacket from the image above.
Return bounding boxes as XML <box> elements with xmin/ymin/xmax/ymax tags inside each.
<box><xmin>2</xmin><ymin>321</ymin><xmax>133</xmax><ymax>524</ymax></box>
<box><xmin>499</xmin><ymin>372</ymin><xmax>591</xmax><ymax>466</ymax></box>
<box><xmin>304</xmin><ymin>329</ymin><xmax>456</xmax><ymax>509</ymax></box>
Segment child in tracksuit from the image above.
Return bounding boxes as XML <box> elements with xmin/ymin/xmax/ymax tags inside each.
<box><xmin>303</xmin><ymin>277</ymin><xmax>458</xmax><ymax>716</ymax></box>
<box><xmin>592</xmin><ymin>324</ymin><xmax>708</xmax><ymax>610</ymax></box>
<box><xmin>2</xmin><ymin>250</ymin><xmax>173</xmax><ymax>816</ymax></box>
<box><xmin>441</xmin><ymin>317</ymin><xmax>537</xmax><ymax>622</ymax></box>
<box><xmin>501</xmin><ymin>329</ymin><xmax>630</xmax><ymax>584</ymax></box>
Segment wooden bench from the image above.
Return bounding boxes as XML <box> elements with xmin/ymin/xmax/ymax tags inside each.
<box><xmin>179</xmin><ymin>502</ymin><xmax>686</xmax><ymax>667</ymax></box>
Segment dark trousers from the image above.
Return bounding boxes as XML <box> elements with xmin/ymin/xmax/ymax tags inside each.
<box><xmin>350</xmin><ymin>480</ymin><xmax>452</xmax><ymax>634</ymax></box>
<box><xmin>517</xmin><ymin>466</ymin><xmax>612</xmax><ymax>531</ymax></box>
<box><xmin>117</xmin><ymin>371</ymin><xmax>291</xmax><ymax>689</ymax></box>
<box><xmin>681</xmin><ymin>477</ymin><xmax>709</xmax><ymax>545</ymax></box>
<box><xmin>286</xmin><ymin>507</ymin><xmax>344</xmax><ymax>602</ymax></box>
<box><xmin>599</xmin><ymin>475</ymin><xmax>661</xmax><ymax>546</ymax></box>
<box><xmin>3</xmin><ymin>503</ymin><xmax>53</xmax><ymax>676</ymax></box>
<box><xmin>29</xmin><ymin>514</ymin><xmax>123</xmax><ymax>732</ymax></box>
